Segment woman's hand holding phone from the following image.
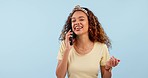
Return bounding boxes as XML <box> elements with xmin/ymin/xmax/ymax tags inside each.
<box><xmin>64</xmin><ymin>30</ymin><xmax>73</xmax><ymax>51</ymax></box>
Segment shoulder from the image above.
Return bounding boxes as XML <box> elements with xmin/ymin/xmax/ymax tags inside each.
<box><xmin>95</xmin><ymin>42</ymin><xmax>108</xmax><ymax>49</ymax></box>
<box><xmin>59</xmin><ymin>40</ymin><xmax>66</xmax><ymax>54</ymax></box>
<box><xmin>59</xmin><ymin>40</ymin><xmax>65</xmax><ymax>48</ymax></box>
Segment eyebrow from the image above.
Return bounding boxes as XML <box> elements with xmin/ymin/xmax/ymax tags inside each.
<box><xmin>71</xmin><ymin>16</ymin><xmax>85</xmax><ymax>19</ymax></box>
<box><xmin>79</xmin><ymin>16</ymin><xmax>85</xmax><ymax>19</ymax></box>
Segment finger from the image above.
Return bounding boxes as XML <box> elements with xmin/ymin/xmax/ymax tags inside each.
<box><xmin>106</xmin><ymin>60</ymin><xmax>111</xmax><ymax>68</ymax></box>
<box><xmin>113</xmin><ymin>56</ymin><xmax>118</xmax><ymax>66</ymax></box>
<box><xmin>116</xmin><ymin>59</ymin><xmax>120</xmax><ymax>66</ymax></box>
<box><xmin>108</xmin><ymin>57</ymin><xmax>113</xmax><ymax>67</ymax></box>
<box><xmin>65</xmin><ymin>33</ymin><xmax>72</xmax><ymax>45</ymax></box>
<box><xmin>112</xmin><ymin>56</ymin><xmax>120</xmax><ymax>62</ymax></box>
<box><xmin>68</xmin><ymin>29</ymin><xmax>71</xmax><ymax>33</ymax></box>
<box><xmin>66</xmin><ymin>32</ymin><xmax>72</xmax><ymax>40</ymax></box>
<box><xmin>114</xmin><ymin>59</ymin><xmax>118</xmax><ymax>66</ymax></box>
<box><xmin>66</xmin><ymin>31</ymin><xmax>72</xmax><ymax>36</ymax></box>
<box><xmin>111</xmin><ymin>57</ymin><xmax>116</xmax><ymax>67</ymax></box>
<box><xmin>66</xmin><ymin>35</ymin><xmax>71</xmax><ymax>43</ymax></box>
<box><xmin>113</xmin><ymin>57</ymin><xmax>120</xmax><ymax>66</ymax></box>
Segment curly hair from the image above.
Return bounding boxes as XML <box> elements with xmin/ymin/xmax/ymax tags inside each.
<box><xmin>59</xmin><ymin>7</ymin><xmax>111</xmax><ymax>48</ymax></box>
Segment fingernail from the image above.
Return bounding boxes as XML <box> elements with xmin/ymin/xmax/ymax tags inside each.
<box><xmin>118</xmin><ymin>60</ymin><xmax>120</xmax><ymax>62</ymax></box>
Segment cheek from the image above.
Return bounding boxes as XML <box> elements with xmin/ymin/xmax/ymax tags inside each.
<box><xmin>83</xmin><ymin>21</ymin><xmax>89</xmax><ymax>29</ymax></box>
<box><xmin>71</xmin><ymin>23</ymin><xmax>74</xmax><ymax>29</ymax></box>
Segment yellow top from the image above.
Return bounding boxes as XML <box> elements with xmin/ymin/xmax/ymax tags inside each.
<box><xmin>57</xmin><ymin>41</ymin><xmax>110</xmax><ymax>78</ymax></box>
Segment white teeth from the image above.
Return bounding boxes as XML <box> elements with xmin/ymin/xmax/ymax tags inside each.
<box><xmin>74</xmin><ymin>25</ymin><xmax>83</xmax><ymax>31</ymax></box>
<box><xmin>75</xmin><ymin>26</ymin><xmax>83</xmax><ymax>29</ymax></box>
<box><xmin>75</xmin><ymin>26</ymin><xmax>83</xmax><ymax>31</ymax></box>
<box><xmin>76</xmin><ymin>27</ymin><xmax>81</xmax><ymax>29</ymax></box>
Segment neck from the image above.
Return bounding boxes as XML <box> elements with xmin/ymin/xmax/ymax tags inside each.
<box><xmin>75</xmin><ymin>34</ymin><xmax>93</xmax><ymax>49</ymax></box>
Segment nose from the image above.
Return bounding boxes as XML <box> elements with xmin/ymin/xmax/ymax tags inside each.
<box><xmin>75</xmin><ymin>23</ymin><xmax>80</xmax><ymax>26</ymax></box>
<box><xmin>74</xmin><ymin>22</ymin><xmax>80</xmax><ymax>26</ymax></box>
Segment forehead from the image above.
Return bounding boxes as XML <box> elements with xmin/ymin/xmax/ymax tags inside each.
<box><xmin>71</xmin><ymin>11</ymin><xmax>87</xmax><ymax>18</ymax></box>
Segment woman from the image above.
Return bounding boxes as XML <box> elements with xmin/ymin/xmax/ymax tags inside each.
<box><xmin>56</xmin><ymin>5</ymin><xmax>120</xmax><ymax>78</ymax></box>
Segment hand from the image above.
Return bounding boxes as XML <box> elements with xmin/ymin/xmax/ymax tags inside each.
<box><xmin>64</xmin><ymin>30</ymin><xmax>74</xmax><ymax>50</ymax></box>
<box><xmin>105</xmin><ymin>56</ymin><xmax>120</xmax><ymax>71</ymax></box>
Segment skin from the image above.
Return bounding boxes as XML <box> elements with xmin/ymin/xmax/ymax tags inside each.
<box><xmin>56</xmin><ymin>11</ymin><xmax>120</xmax><ymax>78</ymax></box>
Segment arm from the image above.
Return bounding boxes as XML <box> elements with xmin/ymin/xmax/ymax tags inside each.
<box><xmin>56</xmin><ymin>48</ymin><xmax>70</xmax><ymax>78</ymax></box>
<box><xmin>56</xmin><ymin>30</ymin><xmax>73</xmax><ymax>78</ymax></box>
<box><xmin>100</xmin><ymin>66</ymin><xmax>112</xmax><ymax>78</ymax></box>
<box><xmin>101</xmin><ymin>56</ymin><xmax>120</xmax><ymax>78</ymax></box>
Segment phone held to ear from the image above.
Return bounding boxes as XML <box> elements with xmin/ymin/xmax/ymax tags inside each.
<box><xmin>69</xmin><ymin>29</ymin><xmax>76</xmax><ymax>46</ymax></box>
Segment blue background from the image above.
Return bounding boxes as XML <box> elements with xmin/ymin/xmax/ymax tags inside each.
<box><xmin>0</xmin><ymin>0</ymin><xmax>148</xmax><ymax>78</ymax></box>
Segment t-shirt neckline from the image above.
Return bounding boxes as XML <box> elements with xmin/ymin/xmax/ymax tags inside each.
<box><xmin>72</xmin><ymin>42</ymin><xmax>96</xmax><ymax>56</ymax></box>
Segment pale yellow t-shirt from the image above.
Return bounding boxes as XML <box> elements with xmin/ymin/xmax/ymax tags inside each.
<box><xmin>57</xmin><ymin>41</ymin><xmax>110</xmax><ymax>78</ymax></box>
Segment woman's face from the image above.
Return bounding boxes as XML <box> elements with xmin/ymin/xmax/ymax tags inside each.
<box><xmin>71</xmin><ymin>11</ymin><xmax>89</xmax><ymax>36</ymax></box>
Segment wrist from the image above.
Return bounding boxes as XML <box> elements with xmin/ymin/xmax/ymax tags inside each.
<box><xmin>105</xmin><ymin>65</ymin><xmax>112</xmax><ymax>72</ymax></box>
<box><xmin>65</xmin><ymin>48</ymin><xmax>71</xmax><ymax>51</ymax></box>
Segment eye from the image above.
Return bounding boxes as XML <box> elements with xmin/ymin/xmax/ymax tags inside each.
<box><xmin>71</xmin><ymin>19</ymin><xmax>76</xmax><ymax>22</ymax></box>
<box><xmin>79</xmin><ymin>19</ymin><xmax>84</xmax><ymax>21</ymax></box>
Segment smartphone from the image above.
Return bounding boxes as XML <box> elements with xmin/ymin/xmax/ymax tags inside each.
<box><xmin>65</xmin><ymin>24</ymin><xmax>76</xmax><ymax>46</ymax></box>
<box><xmin>69</xmin><ymin>29</ymin><xmax>76</xmax><ymax>46</ymax></box>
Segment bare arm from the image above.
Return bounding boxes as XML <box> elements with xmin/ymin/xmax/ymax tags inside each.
<box><xmin>56</xmin><ymin>30</ymin><xmax>73</xmax><ymax>78</ymax></box>
<box><xmin>56</xmin><ymin>49</ymin><xmax>70</xmax><ymax>78</ymax></box>
<box><xmin>101</xmin><ymin>56</ymin><xmax>120</xmax><ymax>78</ymax></box>
<box><xmin>100</xmin><ymin>66</ymin><xmax>112</xmax><ymax>78</ymax></box>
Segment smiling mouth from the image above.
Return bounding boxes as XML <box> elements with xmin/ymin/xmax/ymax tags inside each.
<box><xmin>74</xmin><ymin>26</ymin><xmax>83</xmax><ymax>31</ymax></box>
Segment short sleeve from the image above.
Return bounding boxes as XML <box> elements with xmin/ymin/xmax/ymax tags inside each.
<box><xmin>100</xmin><ymin>44</ymin><xmax>110</xmax><ymax>66</ymax></box>
<box><xmin>57</xmin><ymin>41</ymin><xmax>66</xmax><ymax>60</ymax></box>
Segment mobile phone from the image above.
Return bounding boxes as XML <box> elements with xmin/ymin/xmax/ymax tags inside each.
<box><xmin>69</xmin><ymin>29</ymin><xmax>76</xmax><ymax>45</ymax></box>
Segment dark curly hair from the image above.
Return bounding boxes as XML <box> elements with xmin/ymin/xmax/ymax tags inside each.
<box><xmin>59</xmin><ymin>7</ymin><xmax>111</xmax><ymax>48</ymax></box>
